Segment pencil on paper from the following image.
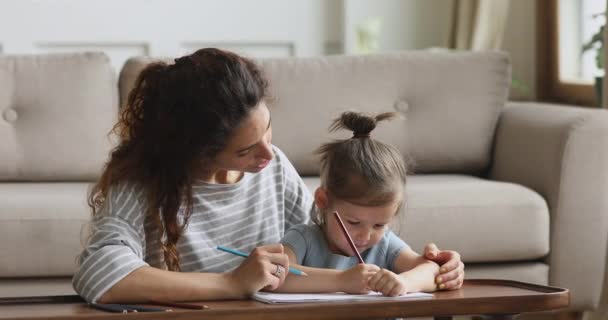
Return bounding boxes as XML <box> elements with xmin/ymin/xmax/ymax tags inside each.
<box><xmin>216</xmin><ymin>246</ymin><xmax>308</xmax><ymax>276</ymax></box>
<box><xmin>333</xmin><ymin>211</ymin><xmax>365</xmax><ymax>264</ymax></box>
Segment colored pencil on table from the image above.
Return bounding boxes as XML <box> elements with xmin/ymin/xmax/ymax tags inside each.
<box><xmin>216</xmin><ymin>246</ymin><xmax>308</xmax><ymax>276</ymax></box>
<box><xmin>149</xmin><ymin>300</ymin><xmax>209</xmax><ymax>310</ymax></box>
<box><xmin>117</xmin><ymin>304</ymin><xmax>171</xmax><ymax>312</ymax></box>
<box><xmin>89</xmin><ymin>303</ymin><xmax>171</xmax><ymax>313</ymax></box>
<box><xmin>88</xmin><ymin>303</ymin><xmax>131</xmax><ymax>313</ymax></box>
<box><xmin>333</xmin><ymin>211</ymin><xmax>365</xmax><ymax>264</ymax></box>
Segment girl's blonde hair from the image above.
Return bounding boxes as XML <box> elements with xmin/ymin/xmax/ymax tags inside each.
<box><xmin>312</xmin><ymin>111</ymin><xmax>407</xmax><ymax>225</ymax></box>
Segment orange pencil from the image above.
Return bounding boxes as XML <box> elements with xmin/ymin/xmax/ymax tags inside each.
<box><xmin>333</xmin><ymin>211</ymin><xmax>365</xmax><ymax>264</ymax></box>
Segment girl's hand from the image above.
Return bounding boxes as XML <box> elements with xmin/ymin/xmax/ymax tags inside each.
<box><xmin>227</xmin><ymin>244</ymin><xmax>290</xmax><ymax>298</ymax></box>
<box><xmin>367</xmin><ymin>268</ymin><xmax>408</xmax><ymax>297</ymax></box>
<box><xmin>423</xmin><ymin>243</ymin><xmax>465</xmax><ymax>290</ymax></box>
<box><xmin>338</xmin><ymin>264</ymin><xmax>381</xmax><ymax>294</ymax></box>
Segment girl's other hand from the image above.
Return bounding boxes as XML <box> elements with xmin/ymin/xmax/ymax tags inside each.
<box><xmin>367</xmin><ymin>268</ymin><xmax>408</xmax><ymax>297</ymax></box>
<box><xmin>423</xmin><ymin>243</ymin><xmax>465</xmax><ymax>290</ymax></box>
<box><xmin>227</xmin><ymin>244</ymin><xmax>290</xmax><ymax>298</ymax></box>
<box><xmin>338</xmin><ymin>264</ymin><xmax>381</xmax><ymax>294</ymax></box>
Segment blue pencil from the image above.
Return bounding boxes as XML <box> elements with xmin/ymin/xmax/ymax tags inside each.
<box><xmin>216</xmin><ymin>246</ymin><xmax>308</xmax><ymax>276</ymax></box>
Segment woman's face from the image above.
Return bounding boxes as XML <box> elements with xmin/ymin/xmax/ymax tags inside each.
<box><xmin>212</xmin><ymin>101</ymin><xmax>274</xmax><ymax>173</ymax></box>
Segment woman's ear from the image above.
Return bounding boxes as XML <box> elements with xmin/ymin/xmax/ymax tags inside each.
<box><xmin>314</xmin><ymin>187</ymin><xmax>329</xmax><ymax>209</ymax></box>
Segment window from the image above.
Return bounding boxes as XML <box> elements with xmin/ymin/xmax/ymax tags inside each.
<box><xmin>538</xmin><ymin>0</ymin><xmax>606</xmax><ymax>106</ymax></box>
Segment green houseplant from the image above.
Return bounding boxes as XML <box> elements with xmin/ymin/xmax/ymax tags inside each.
<box><xmin>582</xmin><ymin>13</ymin><xmax>605</xmax><ymax>106</ymax></box>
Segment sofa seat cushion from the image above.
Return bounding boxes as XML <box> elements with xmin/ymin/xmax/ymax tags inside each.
<box><xmin>0</xmin><ymin>183</ymin><xmax>90</xmax><ymax>277</ymax></box>
<box><xmin>465</xmin><ymin>262</ymin><xmax>549</xmax><ymax>286</ymax></box>
<box><xmin>302</xmin><ymin>174</ymin><xmax>549</xmax><ymax>263</ymax></box>
<box><xmin>0</xmin><ymin>277</ymin><xmax>75</xmax><ymax>298</ymax></box>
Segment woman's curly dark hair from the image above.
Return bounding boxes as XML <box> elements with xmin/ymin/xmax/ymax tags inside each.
<box><xmin>89</xmin><ymin>48</ymin><xmax>269</xmax><ymax>271</ymax></box>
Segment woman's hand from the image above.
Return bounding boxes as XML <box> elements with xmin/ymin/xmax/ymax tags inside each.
<box><xmin>423</xmin><ymin>243</ymin><xmax>465</xmax><ymax>290</ymax></box>
<box><xmin>227</xmin><ymin>244</ymin><xmax>290</xmax><ymax>298</ymax></box>
<box><xmin>367</xmin><ymin>268</ymin><xmax>408</xmax><ymax>297</ymax></box>
<box><xmin>338</xmin><ymin>264</ymin><xmax>381</xmax><ymax>294</ymax></box>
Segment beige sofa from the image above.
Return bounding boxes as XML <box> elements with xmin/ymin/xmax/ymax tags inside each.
<box><xmin>1</xmin><ymin>51</ymin><xmax>607</xmax><ymax>317</ymax></box>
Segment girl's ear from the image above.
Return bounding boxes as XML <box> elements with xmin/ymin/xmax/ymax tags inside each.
<box><xmin>314</xmin><ymin>187</ymin><xmax>329</xmax><ymax>209</ymax></box>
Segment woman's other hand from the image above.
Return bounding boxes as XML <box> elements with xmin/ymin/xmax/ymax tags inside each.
<box><xmin>423</xmin><ymin>243</ymin><xmax>465</xmax><ymax>290</ymax></box>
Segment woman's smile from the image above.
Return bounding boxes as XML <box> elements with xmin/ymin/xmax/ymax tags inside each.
<box><xmin>256</xmin><ymin>159</ymin><xmax>270</xmax><ymax>169</ymax></box>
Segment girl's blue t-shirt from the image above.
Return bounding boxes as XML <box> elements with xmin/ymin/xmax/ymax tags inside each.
<box><xmin>281</xmin><ymin>224</ymin><xmax>409</xmax><ymax>271</ymax></box>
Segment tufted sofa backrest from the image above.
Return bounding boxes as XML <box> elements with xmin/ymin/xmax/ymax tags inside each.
<box><xmin>0</xmin><ymin>53</ymin><xmax>117</xmax><ymax>181</ymax></box>
<box><xmin>120</xmin><ymin>51</ymin><xmax>510</xmax><ymax>175</ymax></box>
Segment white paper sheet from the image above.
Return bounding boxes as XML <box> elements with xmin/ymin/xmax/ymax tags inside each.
<box><xmin>252</xmin><ymin>291</ymin><xmax>433</xmax><ymax>304</ymax></box>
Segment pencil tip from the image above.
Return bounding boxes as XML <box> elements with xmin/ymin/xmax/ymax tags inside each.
<box><xmin>301</xmin><ymin>271</ymin><xmax>309</xmax><ymax>276</ymax></box>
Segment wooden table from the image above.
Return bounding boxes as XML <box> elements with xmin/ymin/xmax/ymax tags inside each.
<box><xmin>0</xmin><ymin>279</ymin><xmax>569</xmax><ymax>320</ymax></box>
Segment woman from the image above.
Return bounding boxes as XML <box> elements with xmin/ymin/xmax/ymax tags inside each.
<box><xmin>72</xmin><ymin>48</ymin><xmax>465</xmax><ymax>303</ymax></box>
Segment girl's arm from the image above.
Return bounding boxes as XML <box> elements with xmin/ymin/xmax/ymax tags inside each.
<box><xmin>393</xmin><ymin>248</ymin><xmax>440</xmax><ymax>293</ymax></box>
<box><xmin>368</xmin><ymin>248</ymin><xmax>439</xmax><ymax>295</ymax></box>
<box><xmin>273</xmin><ymin>247</ymin><xmax>379</xmax><ymax>294</ymax></box>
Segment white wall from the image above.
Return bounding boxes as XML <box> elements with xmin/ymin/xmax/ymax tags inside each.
<box><xmin>0</xmin><ymin>0</ymin><xmax>337</xmax><ymax>72</ymax></box>
<box><xmin>0</xmin><ymin>0</ymin><xmax>537</xmax><ymax>100</ymax></box>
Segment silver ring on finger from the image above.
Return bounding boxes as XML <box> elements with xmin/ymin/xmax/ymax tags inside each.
<box><xmin>273</xmin><ymin>264</ymin><xmax>285</xmax><ymax>277</ymax></box>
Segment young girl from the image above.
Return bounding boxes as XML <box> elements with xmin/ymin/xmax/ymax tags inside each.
<box><xmin>278</xmin><ymin>111</ymin><xmax>444</xmax><ymax>296</ymax></box>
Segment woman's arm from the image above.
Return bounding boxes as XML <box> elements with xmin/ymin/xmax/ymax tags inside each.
<box><xmin>99</xmin><ymin>244</ymin><xmax>291</xmax><ymax>303</ymax></box>
<box><xmin>99</xmin><ymin>267</ymin><xmax>237</xmax><ymax>303</ymax></box>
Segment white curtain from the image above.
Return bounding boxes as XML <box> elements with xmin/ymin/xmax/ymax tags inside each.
<box><xmin>450</xmin><ymin>0</ymin><xmax>510</xmax><ymax>51</ymax></box>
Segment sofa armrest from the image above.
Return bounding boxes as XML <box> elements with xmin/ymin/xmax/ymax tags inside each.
<box><xmin>489</xmin><ymin>102</ymin><xmax>608</xmax><ymax>311</ymax></box>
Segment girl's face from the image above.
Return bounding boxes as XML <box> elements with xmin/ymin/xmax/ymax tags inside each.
<box><xmin>317</xmin><ymin>188</ymin><xmax>400</xmax><ymax>256</ymax></box>
<box><xmin>212</xmin><ymin>102</ymin><xmax>274</xmax><ymax>173</ymax></box>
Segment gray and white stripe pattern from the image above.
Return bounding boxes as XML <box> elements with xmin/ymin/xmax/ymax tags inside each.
<box><xmin>72</xmin><ymin>146</ymin><xmax>313</xmax><ymax>302</ymax></box>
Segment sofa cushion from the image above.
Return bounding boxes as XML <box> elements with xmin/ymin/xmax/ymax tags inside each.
<box><xmin>0</xmin><ymin>277</ymin><xmax>75</xmax><ymax>298</ymax></box>
<box><xmin>0</xmin><ymin>176</ymin><xmax>547</xmax><ymax>278</ymax></box>
<box><xmin>302</xmin><ymin>174</ymin><xmax>550</xmax><ymax>263</ymax></box>
<box><xmin>0</xmin><ymin>52</ymin><xmax>117</xmax><ymax>181</ymax></box>
<box><xmin>119</xmin><ymin>51</ymin><xmax>510</xmax><ymax>175</ymax></box>
<box><xmin>0</xmin><ymin>183</ymin><xmax>90</xmax><ymax>277</ymax></box>
<box><xmin>465</xmin><ymin>262</ymin><xmax>549</xmax><ymax>285</ymax></box>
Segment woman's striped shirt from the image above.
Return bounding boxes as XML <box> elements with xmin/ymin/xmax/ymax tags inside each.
<box><xmin>72</xmin><ymin>146</ymin><xmax>313</xmax><ymax>302</ymax></box>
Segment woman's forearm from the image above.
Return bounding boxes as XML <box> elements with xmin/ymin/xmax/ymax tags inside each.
<box><xmin>98</xmin><ymin>266</ymin><xmax>242</xmax><ymax>303</ymax></box>
<box><xmin>400</xmin><ymin>260</ymin><xmax>440</xmax><ymax>293</ymax></box>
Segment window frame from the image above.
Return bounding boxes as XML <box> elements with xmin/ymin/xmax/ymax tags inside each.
<box><xmin>537</xmin><ymin>0</ymin><xmax>597</xmax><ymax>107</ymax></box>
